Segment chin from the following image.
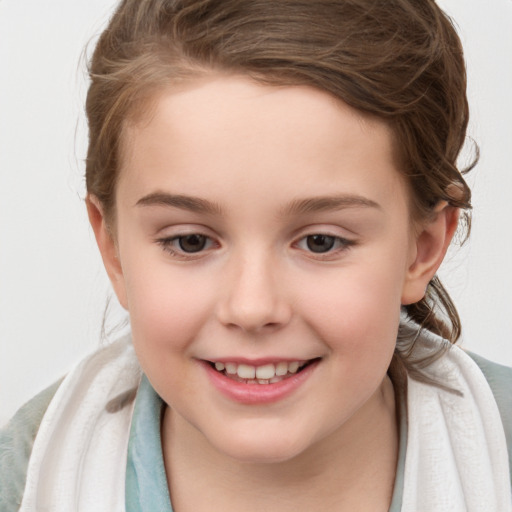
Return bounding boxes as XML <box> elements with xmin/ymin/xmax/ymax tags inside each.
<box><xmin>210</xmin><ymin>426</ymin><xmax>316</xmax><ymax>465</ymax></box>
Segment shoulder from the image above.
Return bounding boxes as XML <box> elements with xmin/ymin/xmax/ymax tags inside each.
<box><xmin>465</xmin><ymin>351</ymin><xmax>512</xmax><ymax>476</ymax></box>
<box><xmin>466</xmin><ymin>351</ymin><xmax>512</xmax><ymax>417</ymax></box>
<box><xmin>0</xmin><ymin>379</ymin><xmax>63</xmax><ymax>511</ymax></box>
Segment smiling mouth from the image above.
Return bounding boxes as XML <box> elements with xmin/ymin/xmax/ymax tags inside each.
<box><xmin>207</xmin><ymin>359</ymin><xmax>319</xmax><ymax>384</ymax></box>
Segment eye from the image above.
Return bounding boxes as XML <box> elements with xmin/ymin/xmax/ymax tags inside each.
<box><xmin>156</xmin><ymin>233</ymin><xmax>216</xmax><ymax>257</ymax></box>
<box><xmin>176</xmin><ymin>234</ymin><xmax>208</xmax><ymax>253</ymax></box>
<box><xmin>296</xmin><ymin>234</ymin><xmax>353</xmax><ymax>255</ymax></box>
<box><xmin>305</xmin><ymin>234</ymin><xmax>336</xmax><ymax>253</ymax></box>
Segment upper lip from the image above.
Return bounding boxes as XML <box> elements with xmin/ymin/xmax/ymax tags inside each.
<box><xmin>204</xmin><ymin>357</ymin><xmax>314</xmax><ymax>366</ymax></box>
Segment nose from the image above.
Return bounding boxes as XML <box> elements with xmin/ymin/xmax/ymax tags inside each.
<box><xmin>216</xmin><ymin>251</ymin><xmax>292</xmax><ymax>333</ymax></box>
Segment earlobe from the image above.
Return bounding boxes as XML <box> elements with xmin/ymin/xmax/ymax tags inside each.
<box><xmin>401</xmin><ymin>203</ymin><xmax>459</xmax><ymax>305</ymax></box>
<box><xmin>86</xmin><ymin>195</ymin><xmax>128</xmax><ymax>310</ymax></box>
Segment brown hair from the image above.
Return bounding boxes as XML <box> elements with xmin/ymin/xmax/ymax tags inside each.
<box><xmin>86</xmin><ymin>0</ymin><xmax>474</xmax><ymax>374</ymax></box>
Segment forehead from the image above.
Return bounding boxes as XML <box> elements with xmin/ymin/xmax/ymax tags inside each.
<box><xmin>118</xmin><ymin>74</ymin><xmax>407</xmax><ymax>213</ymax></box>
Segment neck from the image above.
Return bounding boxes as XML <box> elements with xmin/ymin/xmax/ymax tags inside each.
<box><xmin>162</xmin><ymin>376</ymin><xmax>398</xmax><ymax>512</ymax></box>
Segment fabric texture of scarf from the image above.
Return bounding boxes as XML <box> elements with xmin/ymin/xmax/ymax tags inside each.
<box><xmin>402</xmin><ymin>330</ymin><xmax>511</xmax><ymax>510</ymax></box>
<box><xmin>19</xmin><ymin>337</ymin><xmax>140</xmax><ymax>512</ymax></box>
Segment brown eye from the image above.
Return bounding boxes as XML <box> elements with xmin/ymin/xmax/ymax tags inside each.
<box><xmin>178</xmin><ymin>234</ymin><xmax>208</xmax><ymax>253</ymax></box>
<box><xmin>306</xmin><ymin>235</ymin><xmax>336</xmax><ymax>253</ymax></box>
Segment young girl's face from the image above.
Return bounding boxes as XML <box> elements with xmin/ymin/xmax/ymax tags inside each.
<box><xmin>97</xmin><ymin>75</ymin><xmax>427</xmax><ymax>463</ymax></box>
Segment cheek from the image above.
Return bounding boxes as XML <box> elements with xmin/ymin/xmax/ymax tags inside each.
<box><xmin>120</xmin><ymin>256</ymin><xmax>216</xmax><ymax>369</ymax></box>
<box><xmin>294</xmin><ymin>258</ymin><xmax>405</xmax><ymax>365</ymax></box>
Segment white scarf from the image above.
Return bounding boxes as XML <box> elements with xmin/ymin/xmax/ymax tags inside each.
<box><xmin>19</xmin><ymin>334</ymin><xmax>511</xmax><ymax>511</ymax></box>
<box><xmin>402</xmin><ymin>331</ymin><xmax>512</xmax><ymax>511</ymax></box>
<box><xmin>19</xmin><ymin>337</ymin><xmax>141</xmax><ymax>512</ymax></box>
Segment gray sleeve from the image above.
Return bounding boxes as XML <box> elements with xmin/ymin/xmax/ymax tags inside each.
<box><xmin>0</xmin><ymin>379</ymin><xmax>62</xmax><ymax>511</ymax></box>
<box><xmin>466</xmin><ymin>351</ymin><xmax>512</xmax><ymax>484</ymax></box>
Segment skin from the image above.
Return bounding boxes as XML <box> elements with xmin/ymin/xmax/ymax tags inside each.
<box><xmin>88</xmin><ymin>74</ymin><xmax>459</xmax><ymax>511</ymax></box>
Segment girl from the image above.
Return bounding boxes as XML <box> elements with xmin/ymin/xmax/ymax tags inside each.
<box><xmin>1</xmin><ymin>1</ymin><xmax>511</xmax><ymax>511</ymax></box>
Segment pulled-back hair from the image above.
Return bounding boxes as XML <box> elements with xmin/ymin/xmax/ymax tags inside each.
<box><xmin>86</xmin><ymin>0</ymin><xmax>474</xmax><ymax>376</ymax></box>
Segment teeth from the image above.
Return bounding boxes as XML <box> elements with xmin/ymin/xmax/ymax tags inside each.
<box><xmin>275</xmin><ymin>362</ymin><xmax>288</xmax><ymax>376</ymax></box>
<box><xmin>237</xmin><ymin>364</ymin><xmax>256</xmax><ymax>379</ymax></box>
<box><xmin>288</xmin><ymin>362</ymin><xmax>300</xmax><ymax>374</ymax></box>
<box><xmin>255</xmin><ymin>364</ymin><xmax>275</xmax><ymax>380</ymax></box>
<box><xmin>225</xmin><ymin>363</ymin><xmax>237</xmax><ymax>375</ymax></box>
<box><xmin>213</xmin><ymin>360</ymin><xmax>309</xmax><ymax>382</ymax></box>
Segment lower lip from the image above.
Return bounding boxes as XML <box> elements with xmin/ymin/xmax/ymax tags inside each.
<box><xmin>201</xmin><ymin>360</ymin><xmax>320</xmax><ymax>405</ymax></box>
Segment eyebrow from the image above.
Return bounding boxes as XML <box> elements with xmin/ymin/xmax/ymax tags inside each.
<box><xmin>135</xmin><ymin>192</ymin><xmax>380</xmax><ymax>216</ymax></box>
<box><xmin>282</xmin><ymin>195</ymin><xmax>381</xmax><ymax>216</ymax></box>
<box><xmin>136</xmin><ymin>192</ymin><xmax>223</xmax><ymax>215</ymax></box>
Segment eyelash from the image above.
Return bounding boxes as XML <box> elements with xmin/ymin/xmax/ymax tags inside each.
<box><xmin>294</xmin><ymin>234</ymin><xmax>355</xmax><ymax>259</ymax></box>
<box><xmin>156</xmin><ymin>233</ymin><xmax>217</xmax><ymax>259</ymax></box>
<box><xmin>155</xmin><ymin>232</ymin><xmax>355</xmax><ymax>260</ymax></box>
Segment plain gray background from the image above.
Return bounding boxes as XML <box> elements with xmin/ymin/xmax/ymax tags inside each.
<box><xmin>1</xmin><ymin>0</ymin><xmax>511</xmax><ymax>425</ymax></box>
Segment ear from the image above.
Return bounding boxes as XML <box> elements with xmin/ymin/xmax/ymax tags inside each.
<box><xmin>401</xmin><ymin>203</ymin><xmax>459</xmax><ymax>305</ymax></box>
<box><xmin>86</xmin><ymin>195</ymin><xmax>128</xmax><ymax>310</ymax></box>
